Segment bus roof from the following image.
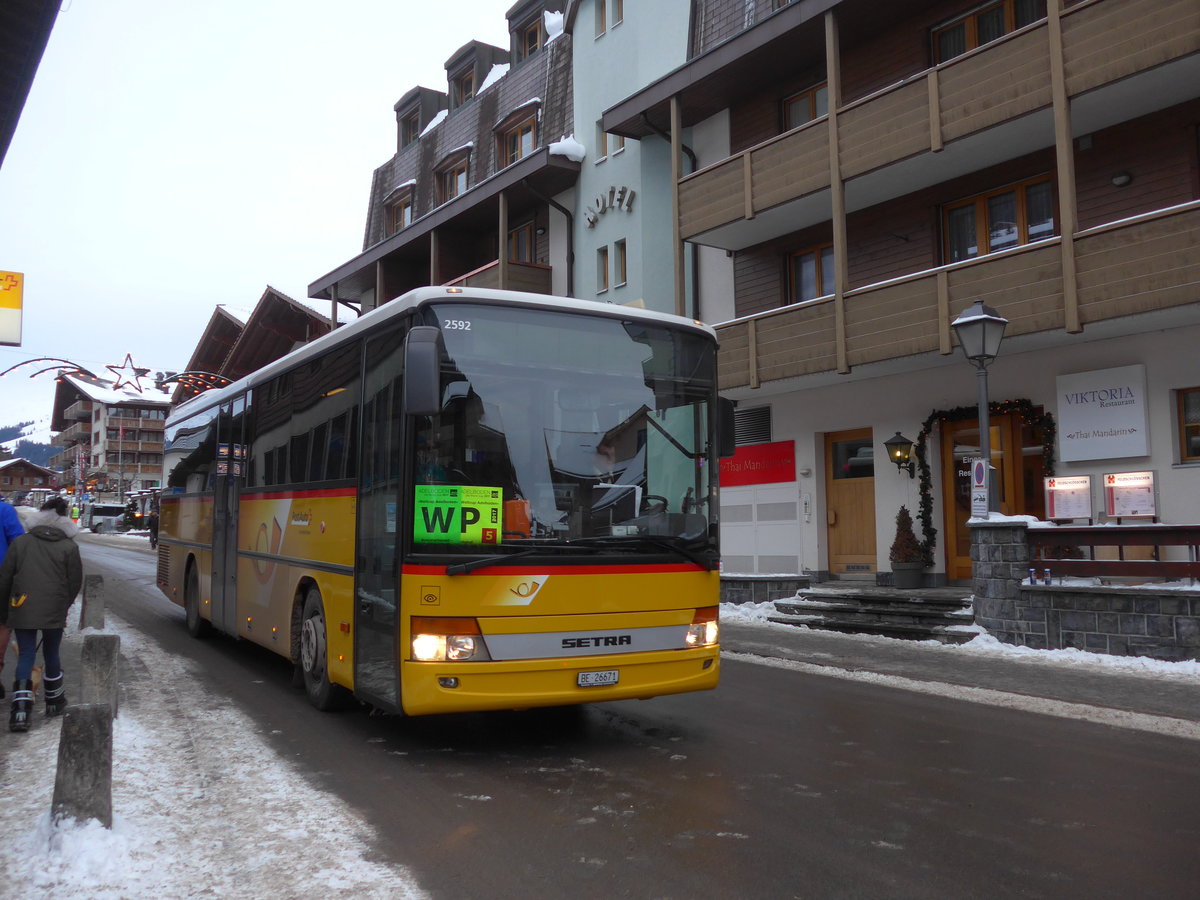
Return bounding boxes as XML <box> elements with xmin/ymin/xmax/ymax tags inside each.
<box><xmin>169</xmin><ymin>287</ymin><xmax>718</xmax><ymax>422</ymax></box>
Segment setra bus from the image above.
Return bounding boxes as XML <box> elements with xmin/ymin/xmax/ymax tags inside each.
<box><xmin>157</xmin><ymin>286</ymin><xmax>733</xmax><ymax>715</ymax></box>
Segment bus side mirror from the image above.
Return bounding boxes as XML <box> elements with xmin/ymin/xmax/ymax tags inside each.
<box><xmin>404</xmin><ymin>326</ymin><xmax>443</xmax><ymax>416</ymax></box>
<box><xmin>718</xmin><ymin>397</ymin><xmax>736</xmax><ymax>459</ymax></box>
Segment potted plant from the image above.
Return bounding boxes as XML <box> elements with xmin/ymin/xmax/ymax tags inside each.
<box><xmin>889</xmin><ymin>505</ymin><xmax>925</xmax><ymax>590</ymax></box>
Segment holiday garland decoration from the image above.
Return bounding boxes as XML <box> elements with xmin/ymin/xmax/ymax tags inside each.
<box><xmin>912</xmin><ymin>398</ymin><xmax>1056</xmax><ymax>567</ymax></box>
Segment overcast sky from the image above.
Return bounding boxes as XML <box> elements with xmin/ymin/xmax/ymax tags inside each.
<box><xmin>0</xmin><ymin>0</ymin><xmax>514</xmax><ymax>429</ymax></box>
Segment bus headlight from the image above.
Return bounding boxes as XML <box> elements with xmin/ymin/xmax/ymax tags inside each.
<box><xmin>685</xmin><ymin>607</ymin><xmax>719</xmax><ymax>647</ymax></box>
<box><xmin>411</xmin><ymin>617</ymin><xmax>491</xmax><ymax>661</ymax></box>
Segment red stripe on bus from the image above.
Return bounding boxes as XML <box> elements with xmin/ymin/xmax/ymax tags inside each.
<box><xmin>401</xmin><ymin>563</ymin><xmax>704</xmax><ymax>576</ymax></box>
<box><xmin>240</xmin><ymin>488</ymin><xmax>357</xmax><ymax>501</ymax></box>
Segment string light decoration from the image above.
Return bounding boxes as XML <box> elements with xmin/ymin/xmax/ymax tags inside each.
<box><xmin>912</xmin><ymin>399</ymin><xmax>1056</xmax><ymax>566</ymax></box>
<box><xmin>155</xmin><ymin>370</ymin><xmax>233</xmax><ymax>397</ymax></box>
<box><xmin>0</xmin><ymin>357</ymin><xmax>102</xmax><ymax>381</ymax></box>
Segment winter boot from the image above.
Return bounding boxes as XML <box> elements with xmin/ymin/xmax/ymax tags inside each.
<box><xmin>9</xmin><ymin>679</ymin><xmax>33</xmax><ymax>733</ymax></box>
<box><xmin>44</xmin><ymin>673</ymin><xmax>67</xmax><ymax>717</ymax></box>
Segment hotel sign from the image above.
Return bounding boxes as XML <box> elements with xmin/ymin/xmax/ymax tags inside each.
<box><xmin>1056</xmin><ymin>365</ymin><xmax>1149</xmax><ymax>462</ymax></box>
<box><xmin>0</xmin><ymin>270</ymin><xmax>23</xmax><ymax>346</ymax></box>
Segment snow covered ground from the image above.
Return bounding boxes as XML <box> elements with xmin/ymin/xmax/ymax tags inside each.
<box><xmin>2</xmin><ymin>615</ymin><xmax>427</xmax><ymax>899</ymax></box>
<box><xmin>3</xmin><ymin>589</ymin><xmax>1198</xmax><ymax>897</ymax></box>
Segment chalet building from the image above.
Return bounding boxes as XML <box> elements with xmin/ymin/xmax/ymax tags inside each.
<box><xmin>171</xmin><ymin>286</ymin><xmax>335</xmax><ymax>404</ymax></box>
<box><xmin>0</xmin><ymin>457</ymin><xmax>57</xmax><ymax>500</ymax></box>
<box><xmin>307</xmin><ymin>1</ymin><xmax>579</xmax><ymax>315</ymax></box>
<box><xmin>600</xmin><ymin>0</ymin><xmax>1200</xmax><ymax>582</ymax></box>
<box><xmin>49</xmin><ymin>376</ymin><xmax>170</xmax><ymax>495</ymax></box>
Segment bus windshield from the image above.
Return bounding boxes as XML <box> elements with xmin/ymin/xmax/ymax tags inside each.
<box><xmin>412</xmin><ymin>303</ymin><xmax>717</xmax><ymax>558</ymax></box>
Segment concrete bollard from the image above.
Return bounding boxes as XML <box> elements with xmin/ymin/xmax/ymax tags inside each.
<box><xmin>80</xmin><ymin>633</ymin><xmax>121</xmax><ymax>717</ymax></box>
<box><xmin>80</xmin><ymin>574</ymin><xmax>105</xmax><ymax>630</ymax></box>
<box><xmin>51</xmin><ymin>702</ymin><xmax>113</xmax><ymax>828</ymax></box>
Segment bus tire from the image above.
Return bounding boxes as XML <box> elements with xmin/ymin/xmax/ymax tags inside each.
<box><xmin>184</xmin><ymin>562</ymin><xmax>212</xmax><ymax>639</ymax></box>
<box><xmin>300</xmin><ymin>586</ymin><xmax>348</xmax><ymax>711</ymax></box>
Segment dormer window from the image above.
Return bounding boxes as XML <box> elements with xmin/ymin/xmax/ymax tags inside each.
<box><xmin>389</xmin><ymin>196</ymin><xmax>413</xmax><ymax>234</ymax></box>
<box><xmin>436</xmin><ymin>151</ymin><xmax>471</xmax><ymax>204</ymax></box>
<box><xmin>500</xmin><ymin>116</ymin><xmax>537</xmax><ymax>168</ymax></box>
<box><xmin>517</xmin><ymin>16</ymin><xmax>544</xmax><ymax>61</ymax></box>
<box><xmin>400</xmin><ymin>110</ymin><xmax>420</xmax><ymax>147</ymax></box>
<box><xmin>451</xmin><ymin>66</ymin><xmax>475</xmax><ymax>106</ymax></box>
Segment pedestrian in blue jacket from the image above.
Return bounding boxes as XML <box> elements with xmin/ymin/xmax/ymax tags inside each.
<box><xmin>0</xmin><ymin>496</ymin><xmax>26</xmax><ymax>700</ymax></box>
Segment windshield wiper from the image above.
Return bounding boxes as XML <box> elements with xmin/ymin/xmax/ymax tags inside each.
<box><xmin>445</xmin><ymin>541</ymin><xmax>601</xmax><ymax>575</ymax></box>
<box><xmin>569</xmin><ymin>535</ymin><xmax>717</xmax><ymax>570</ymax></box>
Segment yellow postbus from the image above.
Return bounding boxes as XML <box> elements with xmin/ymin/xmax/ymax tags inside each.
<box><xmin>158</xmin><ymin>287</ymin><xmax>732</xmax><ymax>715</ymax></box>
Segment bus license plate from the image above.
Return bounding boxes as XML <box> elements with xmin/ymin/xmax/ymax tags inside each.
<box><xmin>577</xmin><ymin>669</ymin><xmax>619</xmax><ymax>687</ymax></box>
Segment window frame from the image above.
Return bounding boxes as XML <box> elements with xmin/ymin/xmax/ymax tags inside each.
<box><xmin>508</xmin><ymin>221</ymin><xmax>536</xmax><ymax>263</ymax></box>
<box><xmin>500</xmin><ymin>115</ymin><xmax>537</xmax><ymax>168</ymax></box>
<box><xmin>437</xmin><ymin>156</ymin><xmax>470</xmax><ymax>205</ymax></box>
<box><xmin>787</xmin><ymin>242</ymin><xmax>835</xmax><ymax>304</ymax></box>
<box><xmin>388</xmin><ymin>193</ymin><xmax>413</xmax><ymax>234</ymax></box>
<box><xmin>614</xmin><ymin>239</ymin><xmax>628</xmax><ymax>287</ymax></box>
<box><xmin>451</xmin><ymin>65</ymin><xmax>476</xmax><ymax>107</ymax></box>
<box><xmin>932</xmin><ymin>0</ymin><xmax>1047</xmax><ymax>64</ymax></box>
<box><xmin>942</xmin><ymin>175</ymin><xmax>1056</xmax><ymax>264</ymax></box>
<box><xmin>1178</xmin><ymin>387</ymin><xmax>1200</xmax><ymax>463</ymax></box>
<box><xmin>596</xmin><ymin>245</ymin><xmax>610</xmax><ymax>294</ymax></box>
<box><xmin>400</xmin><ymin>110</ymin><xmax>421</xmax><ymax>147</ymax></box>
<box><xmin>516</xmin><ymin>16</ymin><xmax>544</xmax><ymax>61</ymax></box>
<box><xmin>781</xmin><ymin>82</ymin><xmax>828</xmax><ymax>132</ymax></box>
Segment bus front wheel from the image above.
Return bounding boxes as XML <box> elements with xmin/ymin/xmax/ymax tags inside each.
<box><xmin>184</xmin><ymin>563</ymin><xmax>212</xmax><ymax>639</ymax></box>
<box><xmin>299</xmin><ymin>587</ymin><xmax>348</xmax><ymax>711</ymax></box>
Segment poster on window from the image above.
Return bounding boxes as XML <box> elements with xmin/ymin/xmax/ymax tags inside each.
<box><xmin>1044</xmin><ymin>475</ymin><xmax>1092</xmax><ymax>520</ymax></box>
<box><xmin>1056</xmin><ymin>365</ymin><xmax>1149</xmax><ymax>462</ymax></box>
<box><xmin>1103</xmin><ymin>471</ymin><xmax>1156</xmax><ymax>518</ymax></box>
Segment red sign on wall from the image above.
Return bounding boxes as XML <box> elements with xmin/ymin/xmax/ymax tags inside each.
<box><xmin>719</xmin><ymin>440</ymin><xmax>796</xmax><ymax>487</ymax></box>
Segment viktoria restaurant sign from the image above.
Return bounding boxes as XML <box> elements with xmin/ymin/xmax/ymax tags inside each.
<box><xmin>1056</xmin><ymin>364</ymin><xmax>1149</xmax><ymax>462</ymax></box>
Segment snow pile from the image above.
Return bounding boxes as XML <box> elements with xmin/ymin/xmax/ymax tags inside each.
<box><xmin>419</xmin><ymin>109</ymin><xmax>448</xmax><ymax>138</ymax></box>
<box><xmin>6</xmin><ymin>616</ymin><xmax>428</xmax><ymax>899</ymax></box>
<box><xmin>545</xmin><ymin>10</ymin><xmax>565</xmax><ymax>43</ymax></box>
<box><xmin>549</xmin><ymin>134</ymin><xmax>586</xmax><ymax>162</ymax></box>
<box><xmin>478</xmin><ymin>63</ymin><xmax>510</xmax><ymax>95</ymax></box>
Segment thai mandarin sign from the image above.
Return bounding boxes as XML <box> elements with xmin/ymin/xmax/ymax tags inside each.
<box><xmin>0</xmin><ymin>270</ymin><xmax>23</xmax><ymax>346</ymax></box>
<box><xmin>719</xmin><ymin>441</ymin><xmax>795</xmax><ymax>487</ymax></box>
<box><xmin>1056</xmin><ymin>365</ymin><xmax>1149</xmax><ymax>462</ymax></box>
<box><xmin>1044</xmin><ymin>475</ymin><xmax>1092</xmax><ymax>520</ymax></box>
<box><xmin>1103</xmin><ymin>471</ymin><xmax>1156</xmax><ymax>518</ymax></box>
<box><xmin>413</xmin><ymin>485</ymin><xmax>502</xmax><ymax>544</ymax></box>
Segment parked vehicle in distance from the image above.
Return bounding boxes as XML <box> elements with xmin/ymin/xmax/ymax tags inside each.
<box><xmin>83</xmin><ymin>502</ymin><xmax>127</xmax><ymax>533</ymax></box>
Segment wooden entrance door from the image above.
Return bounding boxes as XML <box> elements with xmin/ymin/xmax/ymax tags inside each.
<box><xmin>825</xmin><ymin>428</ymin><xmax>877</xmax><ymax>575</ymax></box>
<box><xmin>941</xmin><ymin>414</ymin><xmax>1047</xmax><ymax>580</ymax></box>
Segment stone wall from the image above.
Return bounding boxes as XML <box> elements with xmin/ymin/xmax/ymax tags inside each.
<box><xmin>969</xmin><ymin>519</ymin><xmax>1200</xmax><ymax>661</ymax></box>
<box><xmin>721</xmin><ymin>575</ymin><xmax>810</xmax><ymax>605</ymax></box>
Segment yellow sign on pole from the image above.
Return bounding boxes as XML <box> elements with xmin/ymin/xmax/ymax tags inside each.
<box><xmin>0</xmin><ymin>270</ymin><xmax>23</xmax><ymax>346</ymax></box>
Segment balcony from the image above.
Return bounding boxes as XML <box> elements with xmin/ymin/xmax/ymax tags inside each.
<box><xmin>677</xmin><ymin>0</ymin><xmax>1200</xmax><ymax>250</ymax></box>
<box><xmin>443</xmin><ymin>260</ymin><xmax>553</xmax><ymax>294</ymax></box>
<box><xmin>64</xmin><ymin>399</ymin><xmax>93</xmax><ymax>422</ymax></box>
<box><xmin>53</xmin><ymin>422</ymin><xmax>88</xmax><ymax>447</ymax></box>
<box><xmin>715</xmin><ymin>202</ymin><xmax>1200</xmax><ymax>390</ymax></box>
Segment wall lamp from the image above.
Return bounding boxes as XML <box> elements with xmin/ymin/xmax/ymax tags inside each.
<box><xmin>1110</xmin><ymin>171</ymin><xmax>1133</xmax><ymax>187</ymax></box>
<box><xmin>883</xmin><ymin>432</ymin><xmax>916</xmax><ymax>478</ymax></box>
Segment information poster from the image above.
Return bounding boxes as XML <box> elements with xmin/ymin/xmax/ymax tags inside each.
<box><xmin>1044</xmin><ymin>475</ymin><xmax>1092</xmax><ymax>520</ymax></box>
<box><xmin>413</xmin><ymin>484</ymin><xmax>503</xmax><ymax>544</ymax></box>
<box><xmin>1103</xmin><ymin>471</ymin><xmax>1156</xmax><ymax>518</ymax></box>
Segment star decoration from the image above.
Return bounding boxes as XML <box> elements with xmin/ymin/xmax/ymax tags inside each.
<box><xmin>107</xmin><ymin>353</ymin><xmax>150</xmax><ymax>393</ymax></box>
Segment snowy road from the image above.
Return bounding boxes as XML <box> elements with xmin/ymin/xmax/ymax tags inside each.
<box><xmin>5</xmin><ymin>538</ymin><xmax>1200</xmax><ymax>899</ymax></box>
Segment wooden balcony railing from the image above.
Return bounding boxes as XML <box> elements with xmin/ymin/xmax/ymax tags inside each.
<box><xmin>679</xmin><ymin>0</ymin><xmax>1197</xmax><ymax>242</ymax></box>
<box><xmin>1028</xmin><ymin>524</ymin><xmax>1200</xmax><ymax>580</ymax></box>
<box><xmin>443</xmin><ymin>260</ymin><xmax>553</xmax><ymax>294</ymax></box>
<box><xmin>715</xmin><ymin>202</ymin><xmax>1200</xmax><ymax>389</ymax></box>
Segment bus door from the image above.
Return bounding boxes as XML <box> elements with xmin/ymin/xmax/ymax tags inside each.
<box><xmin>211</xmin><ymin>396</ymin><xmax>246</xmax><ymax>634</ymax></box>
<box><xmin>354</xmin><ymin>326</ymin><xmax>406</xmax><ymax>707</ymax></box>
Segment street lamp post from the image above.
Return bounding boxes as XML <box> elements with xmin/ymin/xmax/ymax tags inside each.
<box><xmin>951</xmin><ymin>300</ymin><xmax>1008</xmax><ymax>515</ymax></box>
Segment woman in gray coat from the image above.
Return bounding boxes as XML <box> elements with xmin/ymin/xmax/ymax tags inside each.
<box><xmin>0</xmin><ymin>497</ymin><xmax>82</xmax><ymax>732</ymax></box>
